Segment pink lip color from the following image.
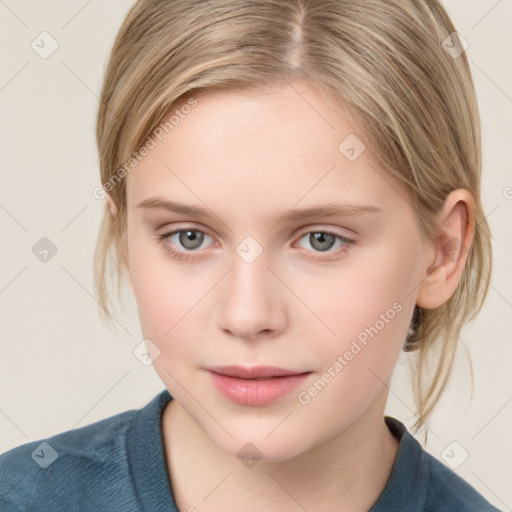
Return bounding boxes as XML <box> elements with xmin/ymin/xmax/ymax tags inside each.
<box><xmin>207</xmin><ymin>366</ymin><xmax>311</xmax><ymax>406</ymax></box>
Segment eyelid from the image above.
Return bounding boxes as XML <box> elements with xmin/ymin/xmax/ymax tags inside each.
<box><xmin>158</xmin><ymin>222</ymin><xmax>214</xmax><ymax>240</ymax></box>
<box><xmin>158</xmin><ymin>222</ymin><xmax>356</xmax><ymax>239</ymax></box>
<box><xmin>297</xmin><ymin>224</ymin><xmax>348</xmax><ymax>234</ymax></box>
<box><xmin>294</xmin><ymin>225</ymin><xmax>356</xmax><ymax>242</ymax></box>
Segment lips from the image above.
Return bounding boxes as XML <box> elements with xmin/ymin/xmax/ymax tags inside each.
<box><xmin>206</xmin><ymin>366</ymin><xmax>311</xmax><ymax>406</ymax></box>
<box><xmin>208</xmin><ymin>365</ymin><xmax>306</xmax><ymax>379</ymax></box>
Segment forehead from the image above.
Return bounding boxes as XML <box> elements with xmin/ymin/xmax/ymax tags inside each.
<box><xmin>125</xmin><ymin>82</ymin><xmax>411</xmax><ymax>217</ymax></box>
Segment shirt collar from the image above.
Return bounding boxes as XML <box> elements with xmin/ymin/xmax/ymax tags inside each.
<box><xmin>369</xmin><ymin>416</ymin><xmax>429</xmax><ymax>511</ymax></box>
<box><xmin>127</xmin><ymin>389</ymin><xmax>176</xmax><ymax>512</ymax></box>
<box><xmin>128</xmin><ymin>390</ymin><xmax>428</xmax><ymax>511</ymax></box>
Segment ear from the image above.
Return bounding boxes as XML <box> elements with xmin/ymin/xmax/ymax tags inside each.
<box><xmin>105</xmin><ymin>192</ymin><xmax>119</xmax><ymax>221</ymax></box>
<box><xmin>416</xmin><ymin>189</ymin><xmax>476</xmax><ymax>309</ymax></box>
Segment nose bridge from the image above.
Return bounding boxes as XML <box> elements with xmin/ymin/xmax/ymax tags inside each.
<box><xmin>217</xmin><ymin>235</ymin><xmax>282</xmax><ymax>337</ymax></box>
<box><xmin>229</xmin><ymin>235</ymin><xmax>272</xmax><ymax>304</ymax></box>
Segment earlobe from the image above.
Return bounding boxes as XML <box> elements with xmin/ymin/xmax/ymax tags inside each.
<box><xmin>105</xmin><ymin>192</ymin><xmax>119</xmax><ymax>221</ymax></box>
<box><xmin>416</xmin><ymin>189</ymin><xmax>475</xmax><ymax>310</ymax></box>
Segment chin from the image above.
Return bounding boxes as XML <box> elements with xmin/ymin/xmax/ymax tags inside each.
<box><xmin>212</xmin><ymin>427</ymin><xmax>310</xmax><ymax>465</ymax></box>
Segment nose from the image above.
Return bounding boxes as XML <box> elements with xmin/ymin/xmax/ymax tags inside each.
<box><xmin>216</xmin><ymin>245</ymin><xmax>287</xmax><ymax>341</ymax></box>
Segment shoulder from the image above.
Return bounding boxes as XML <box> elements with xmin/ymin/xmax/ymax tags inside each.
<box><xmin>422</xmin><ymin>449</ymin><xmax>501</xmax><ymax>511</ymax></box>
<box><xmin>377</xmin><ymin>417</ymin><xmax>502</xmax><ymax>512</ymax></box>
<box><xmin>0</xmin><ymin>406</ymin><xmax>138</xmax><ymax>511</ymax></box>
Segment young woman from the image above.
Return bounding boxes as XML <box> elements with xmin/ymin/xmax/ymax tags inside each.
<box><xmin>0</xmin><ymin>1</ymin><xmax>500</xmax><ymax>510</ymax></box>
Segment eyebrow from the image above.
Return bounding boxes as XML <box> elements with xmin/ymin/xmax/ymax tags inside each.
<box><xmin>136</xmin><ymin>197</ymin><xmax>382</xmax><ymax>223</ymax></box>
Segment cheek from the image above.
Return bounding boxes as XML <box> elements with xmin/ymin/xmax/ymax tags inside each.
<box><xmin>131</xmin><ymin>265</ymin><xmax>206</xmax><ymax>392</ymax></box>
<box><xmin>306</xmin><ymin>245</ymin><xmax>415</xmax><ymax>340</ymax></box>
<box><xmin>127</xmin><ymin>229</ymin><xmax>190</xmax><ymax>341</ymax></box>
<box><xmin>298</xmin><ymin>241</ymin><xmax>417</xmax><ymax>392</ymax></box>
<box><xmin>293</xmin><ymin>262</ymin><xmax>414</xmax><ymax>431</ymax></box>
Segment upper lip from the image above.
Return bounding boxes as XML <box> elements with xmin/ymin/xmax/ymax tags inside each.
<box><xmin>207</xmin><ymin>365</ymin><xmax>309</xmax><ymax>379</ymax></box>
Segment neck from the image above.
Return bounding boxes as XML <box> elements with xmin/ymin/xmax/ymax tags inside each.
<box><xmin>162</xmin><ymin>390</ymin><xmax>399</xmax><ymax>512</ymax></box>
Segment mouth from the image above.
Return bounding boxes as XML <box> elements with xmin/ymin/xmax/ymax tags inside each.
<box><xmin>206</xmin><ymin>366</ymin><xmax>312</xmax><ymax>406</ymax></box>
<box><xmin>208</xmin><ymin>365</ymin><xmax>308</xmax><ymax>379</ymax></box>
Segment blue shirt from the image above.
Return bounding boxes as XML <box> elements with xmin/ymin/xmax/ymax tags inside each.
<box><xmin>0</xmin><ymin>389</ymin><xmax>501</xmax><ymax>511</ymax></box>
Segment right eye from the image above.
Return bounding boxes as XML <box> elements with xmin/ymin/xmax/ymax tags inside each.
<box><xmin>157</xmin><ymin>227</ymin><xmax>214</xmax><ymax>255</ymax></box>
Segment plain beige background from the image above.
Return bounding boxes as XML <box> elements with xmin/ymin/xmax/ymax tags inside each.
<box><xmin>0</xmin><ymin>0</ymin><xmax>511</xmax><ymax>509</ymax></box>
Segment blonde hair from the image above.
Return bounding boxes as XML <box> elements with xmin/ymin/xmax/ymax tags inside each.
<box><xmin>94</xmin><ymin>0</ymin><xmax>492</xmax><ymax>431</ymax></box>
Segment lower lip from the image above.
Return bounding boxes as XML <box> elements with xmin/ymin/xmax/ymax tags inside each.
<box><xmin>207</xmin><ymin>370</ymin><xmax>311</xmax><ymax>406</ymax></box>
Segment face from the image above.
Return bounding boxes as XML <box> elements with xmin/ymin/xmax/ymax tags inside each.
<box><xmin>124</xmin><ymin>81</ymin><xmax>428</xmax><ymax>461</ymax></box>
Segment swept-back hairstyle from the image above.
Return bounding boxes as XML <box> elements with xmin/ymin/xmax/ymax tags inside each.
<box><xmin>94</xmin><ymin>0</ymin><xmax>492</xmax><ymax>430</ymax></box>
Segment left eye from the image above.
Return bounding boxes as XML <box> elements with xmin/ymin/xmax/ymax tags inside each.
<box><xmin>296</xmin><ymin>231</ymin><xmax>353</xmax><ymax>253</ymax></box>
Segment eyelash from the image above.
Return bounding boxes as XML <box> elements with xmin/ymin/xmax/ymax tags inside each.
<box><xmin>155</xmin><ymin>227</ymin><xmax>355</xmax><ymax>261</ymax></box>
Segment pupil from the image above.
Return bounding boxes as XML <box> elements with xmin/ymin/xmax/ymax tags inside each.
<box><xmin>180</xmin><ymin>230</ymin><xmax>203</xmax><ymax>249</ymax></box>
<box><xmin>312</xmin><ymin>232</ymin><xmax>334</xmax><ymax>251</ymax></box>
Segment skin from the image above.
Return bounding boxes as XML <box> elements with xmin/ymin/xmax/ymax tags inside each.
<box><xmin>105</xmin><ymin>80</ymin><xmax>475</xmax><ymax>511</ymax></box>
